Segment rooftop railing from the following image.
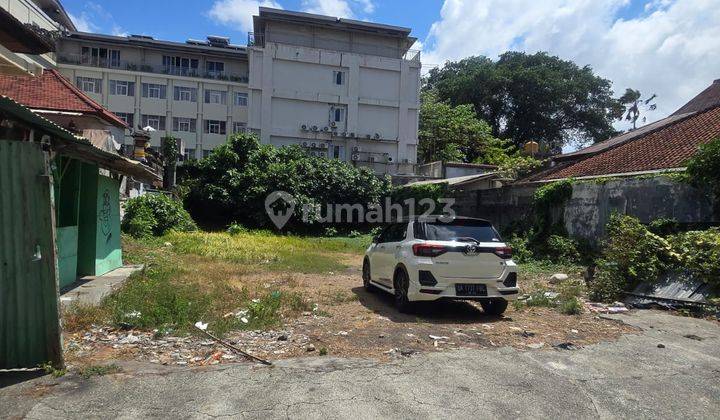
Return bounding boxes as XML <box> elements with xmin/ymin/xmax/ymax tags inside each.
<box><xmin>248</xmin><ymin>32</ymin><xmax>421</xmax><ymax>63</ymax></box>
<box><xmin>57</xmin><ymin>53</ymin><xmax>250</xmax><ymax>83</ymax></box>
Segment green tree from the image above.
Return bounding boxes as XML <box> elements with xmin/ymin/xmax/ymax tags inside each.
<box><xmin>418</xmin><ymin>91</ymin><xmax>511</xmax><ymax>163</ymax></box>
<box><xmin>181</xmin><ymin>133</ymin><xmax>391</xmax><ymax>231</ymax></box>
<box><xmin>425</xmin><ymin>52</ymin><xmax>625</xmax><ymax>152</ymax></box>
<box><xmin>618</xmin><ymin>88</ymin><xmax>657</xmax><ymax>130</ymax></box>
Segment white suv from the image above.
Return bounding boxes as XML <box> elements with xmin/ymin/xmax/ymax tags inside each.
<box><xmin>362</xmin><ymin>216</ymin><xmax>519</xmax><ymax>315</ymax></box>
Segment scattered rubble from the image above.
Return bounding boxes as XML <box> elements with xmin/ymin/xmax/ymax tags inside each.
<box><xmin>64</xmin><ymin>326</ymin><xmax>311</xmax><ymax>367</ymax></box>
<box><xmin>585</xmin><ymin>301</ymin><xmax>629</xmax><ymax>314</ymax></box>
<box><xmin>549</xmin><ymin>273</ymin><xmax>569</xmax><ymax>284</ymax></box>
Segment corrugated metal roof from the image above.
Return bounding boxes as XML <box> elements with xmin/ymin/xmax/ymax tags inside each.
<box><xmin>0</xmin><ymin>95</ymin><xmax>160</xmax><ymax>183</ymax></box>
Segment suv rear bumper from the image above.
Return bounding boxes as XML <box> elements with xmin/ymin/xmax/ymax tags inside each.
<box><xmin>406</xmin><ymin>266</ymin><xmax>519</xmax><ymax>302</ymax></box>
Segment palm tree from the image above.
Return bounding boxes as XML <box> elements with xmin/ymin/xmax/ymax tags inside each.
<box><xmin>619</xmin><ymin>88</ymin><xmax>657</xmax><ymax>130</ymax></box>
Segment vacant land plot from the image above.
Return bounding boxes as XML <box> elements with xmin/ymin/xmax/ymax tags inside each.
<box><xmin>61</xmin><ymin>231</ymin><xmax>635</xmax><ymax>368</ymax></box>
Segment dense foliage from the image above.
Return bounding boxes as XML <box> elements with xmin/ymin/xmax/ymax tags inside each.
<box><xmin>418</xmin><ymin>92</ymin><xmax>541</xmax><ymax>177</ymax></box>
<box><xmin>686</xmin><ymin>137</ymin><xmax>720</xmax><ymax>214</ymax></box>
<box><xmin>121</xmin><ymin>193</ymin><xmax>197</xmax><ymax>238</ymax></box>
<box><xmin>589</xmin><ymin>214</ymin><xmax>720</xmax><ymax>302</ymax></box>
<box><xmin>425</xmin><ymin>52</ymin><xmax>624</xmax><ymax>153</ymax></box>
<box><xmin>180</xmin><ymin>133</ymin><xmax>391</xmax><ymax>231</ymax></box>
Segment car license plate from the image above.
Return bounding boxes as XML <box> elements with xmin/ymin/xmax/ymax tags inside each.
<box><xmin>455</xmin><ymin>284</ymin><xmax>487</xmax><ymax>296</ymax></box>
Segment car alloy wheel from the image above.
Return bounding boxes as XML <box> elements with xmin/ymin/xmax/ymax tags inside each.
<box><xmin>362</xmin><ymin>259</ymin><xmax>374</xmax><ymax>292</ymax></box>
<box><xmin>394</xmin><ymin>269</ymin><xmax>411</xmax><ymax>313</ymax></box>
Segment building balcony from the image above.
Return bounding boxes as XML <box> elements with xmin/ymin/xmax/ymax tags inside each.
<box><xmin>57</xmin><ymin>53</ymin><xmax>250</xmax><ymax>83</ymax></box>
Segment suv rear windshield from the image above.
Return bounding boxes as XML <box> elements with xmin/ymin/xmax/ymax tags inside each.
<box><xmin>416</xmin><ymin>220</ymin><xmax>500</xmax><ymax>242</ymax></box>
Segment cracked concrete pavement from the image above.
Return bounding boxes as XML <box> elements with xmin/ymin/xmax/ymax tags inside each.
<box><xmin>2</xmin><ymin>310</ymin><xmax>719</xmax><ymax>419</ymax></box>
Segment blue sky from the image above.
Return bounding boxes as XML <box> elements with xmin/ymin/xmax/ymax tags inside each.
<box><xmin>64</xmin><ymin>0</ymin><xmax>720</xmax><ymax>141</ymax></box>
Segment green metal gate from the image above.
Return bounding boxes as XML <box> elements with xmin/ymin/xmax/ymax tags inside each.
<box><xmin>0</xmin><ymin>140</ymin><xmax>63</xmax><ymax>369</ymax></box>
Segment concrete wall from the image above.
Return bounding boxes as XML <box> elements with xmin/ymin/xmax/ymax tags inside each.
<box><xmin>248</xmin><ymin>35</ymin><xmax>420</xmax><ymax>174</ymax></box>
<box><xmin>456</xmin><ymin>176</ymin><xmax>718</xmax><ymax>244</ymax></box>
<box><xmin>0</xmin><ymin>0</ymin><xmax>59</xmax><ymax>74</ymax></box>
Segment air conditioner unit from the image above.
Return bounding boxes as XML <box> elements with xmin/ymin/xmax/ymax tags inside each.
<box><xmin>301</xmin><ymin>124</ymin><xmax>308</xmax><ymax>131</ymax></box>
<box><xmin>365</xmin><ymin>134</ymin><xmax>372</xmax><ymax>139</ymax></box>
<box><xmin>341</xmin><ymin>132</ymin><xmax>347</xmax><ymax>137</ymax></box>
<box><xmin>310</xmin><ymin>151</ymin><xmax>317</xmax><ymax>157</ymax></box>
<box><xmin>374</xmin><ymin>133</ymin><xmax>381</xmax><ymax>140</ymax></box>
<box><xmin>368</xmin><ymin>156</ymin><xmax>376</xmax><ymax>163</ymax></box>
<box><xmin>301</xmin><ymin>141</ymin><xmax>309</xmax><ymax>148</ymax></box>
<box><xmin>311</xmin><ymin>125</ymin><xmax>319</xmax><ymax>132</ymax></box>
<box><xmin>323</xmin><ymin>126</ymin><xmax>330</xmax><ymax>132</ymax></box>
<box><xmin>319</xmin><ymin>143</ymin><xmax>328</xmax><ymax>149</ymax></box>
<box><xmin>349</xmin><ymin>132</ymin><xmax>355</xmax><ymax>138</ymax></box>
<box><xmin>351</xmin><ymin>154</ymin><xmax>360</xmax><ymax>161</ymax></box>
<box><xmin>352</xmin><ymin>146</ymin><xmax>361</xmax><ymax>153</ymax></box>
<box><xmin>310</xmin><ymin>142</ymin><xmax>317</xmax><ymax>148</ymax></box>
<box><xmin>386</xmin><ymin>155</ymin><xmax>394</xmax><ymax>163</ymax></box>
<box><xmin>318</xmin><ymin>152</ymin><xmax>326</xmax><ymax>157</ymax></box>
<box><xmin>330</xmin><ymin>121</ymin><xmax>337</xmax><ymax>128</ymax></box>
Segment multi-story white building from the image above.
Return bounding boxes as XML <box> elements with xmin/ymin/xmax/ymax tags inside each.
<box><xmin>56</xmin><ymin>33</ymin><xmax>251</xmax><ymax>159</ymax></box>
<box><xmin>54</xmin><ymin>7</ymin><xmax>421</xmax><ymax>174</ymax></box>
<box><xmin>248</xmin><ymin>8</ymin><xmax>421</xmax><ymax>175</ymax></box>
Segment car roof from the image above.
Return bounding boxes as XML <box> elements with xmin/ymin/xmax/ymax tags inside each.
<box><xmin>390</xmin><ymin>215</ymin><xmax>492</xmax><ymax>224</ymax></box>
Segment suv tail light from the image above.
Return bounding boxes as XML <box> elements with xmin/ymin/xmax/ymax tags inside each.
<box><xmin>412</xmin><ymin>243</ymin><xmax>448</xmax><ymax>257</ymax></box>
<box><xmin>494</xmin><ymin>246</ymin><xmax>513</xmax><ymax>259</ymax></box>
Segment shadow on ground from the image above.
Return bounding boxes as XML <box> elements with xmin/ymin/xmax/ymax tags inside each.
<box><xmin>350</xmin><ymin>286</ymin><xmax>509</xmax><ymax>325</ymax></box>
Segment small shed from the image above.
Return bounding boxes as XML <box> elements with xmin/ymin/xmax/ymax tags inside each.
<box><xmin>0</xmin><ymin>95</ymin><xmax>159</xmax><ymax>369</ymax></box>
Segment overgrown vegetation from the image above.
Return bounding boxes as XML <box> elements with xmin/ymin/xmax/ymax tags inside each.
<box><xmin>589</xmin><ymin>214</ymin><xmax>720</xmax><ymax>302</ymax></box>
<box><xmin>78</xmin><ymin>364</ymin><xmax>122</xmax><ymax>379</ymax></box>
<box><xmin>686</xmin><ymin>136</ymin><xmax>720</xmax><ymax>215</ymax></box>
<box><xmin>121</xmin><ymin>193</ymin><xmax>197</xmax><ymax>238</ymax></box>
<box><xmin>180</xmin><ymin>133</ymin><xmax>390</xmax><ymax>232</ymax></box>
<box><xmin>64</xmin><ymin>231</ymin><xmax>366</xmax><ymax>336</ymax></box>
<box><xmin>516</xmin><ymin>279</ymin><xmax>585</xmax><ymax>315</ymax></box>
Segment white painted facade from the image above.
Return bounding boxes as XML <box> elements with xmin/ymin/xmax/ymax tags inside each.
<box><xmin>249</xmin><ymin>8</ymin><xmax>421</xmax><ymax>175</ymax></box>
<box><xmin>56</xmin><ymin>34</ymin><xmax>251</xmax><ymax>160</ymax></box>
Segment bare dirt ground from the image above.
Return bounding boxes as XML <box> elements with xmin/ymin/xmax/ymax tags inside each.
<box><xmin>63</xmin><ymin>255</ymin><xmax>636</xmax><ymax>367</ymax></box>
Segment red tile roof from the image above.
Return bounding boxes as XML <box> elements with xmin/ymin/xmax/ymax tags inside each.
<box><xmin>523</xmin><ymin>104</ymin><xmax>720</xmax><ymax>182</ymax></box>
<box><xmin>673</xmin><ymin>79</ymin><xmax>720</xmax><ymax>116</ymax></box>
<box><xmin>0</xmin><ymin>69</ymin><xmax>127</xmax><ymax>128</ymax></box>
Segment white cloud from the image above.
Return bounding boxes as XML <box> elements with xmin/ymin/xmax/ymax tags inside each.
<box><xmin>68</xmin><ymin>12</ymin><xmax>96</xmax><ymax>32</ymax></box>
<box><xmin>422</xmin><ymin>0</ymin><xmax>720</xmax><ymax>128</ymax></box>
<box><xmin>208</xmin><ymin>0</ymin><xmax>283</xmax><ymax>32</ymax></box>
<box><xmin>301</xmin><ymin>0</ymin><xmax>376</xmax><ymax>18</ymax></box>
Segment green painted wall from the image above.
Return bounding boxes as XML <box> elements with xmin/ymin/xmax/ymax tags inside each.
<box><xmin>77</xmin><ymin>165</ymin><xmax>122</xmax><ymax>276</ymax></box>
<box><xmin>54</xmin><ymin>158</ymin><xmax>82</xmax><ymax>288</ymax></box>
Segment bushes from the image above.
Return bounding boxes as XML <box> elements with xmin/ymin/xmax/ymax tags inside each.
<box><xmin>122</xmin><ymin>194</ymin><xmax>196</xmax><ymax>238</ymax></box>
<box><xmin>589</xmin><ymin>214</ymin><xmax>720</xmax><ymax>301</ymax></box>
<box><xmin>182</xmin><ymin>133</ymin><xmax>391</xmax><ymax>232</ymax></box>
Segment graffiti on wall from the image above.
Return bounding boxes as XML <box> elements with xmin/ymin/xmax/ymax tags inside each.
<box><xmin>98</xmin><ymin>189</ymin><xmax>112</xmax><ymax>244</ymax></box>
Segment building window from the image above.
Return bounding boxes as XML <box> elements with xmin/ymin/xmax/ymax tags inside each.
<box><xmin>234</xmin><ymin>92</ymin><xmax>248</xmax><ymax>107</ymax></box>
<box><xmin>173</xmin><ymin>117</ymin><xmax>196</xmax><ymax>133</ymax></box>
<box><xmin>184</xmin><ymin>148</ymin><xmax>196</xmax><ymax>160</ymax></box>
<box><xmin>76</xmin><ymin>77</ymin><xmax>102</xmax><ymax>94</ymax></box>
<box><xmin>163</xmin><ymin>55</ymin><xmax>199</xmax><ymax>76</ymax></box>
<box><xmin>81</xmin><ymin>47</ymin><xmax>121</xmax><ymax>68</ymax></box>
<box><xmin>333</xmin><ymin>71</ymin><xmax>345</xmax><ymax>85</ymax></box>
<box><xmin>141</xmin><ymin>114</ymin><xmax>166</xmax><ymax>130</ymax></box>
<box><xmin>206</xmin><ymin>61</ymin><xmax>225</xmax><ymax>77</ymax></box>
<box><xmin>142</xmin><ymin>83</ymin><xmax>166</xmax><ymax>99</ymax></box>
<box><xmin>205</xmin><ymin>90</ymin><xmax>226</xmax><ymax>105</ymax></box>
<box><xmin>204</xmin><ymin>119</ymin><xmax>226</xmax><ymax>134</ymax></box>
<box><xmin>330</xmin><ymin>105</ymin><xmax>346</xmax><ymax>123</ymax></box>
<box><xmin>109</xmin><ymin>80</ymin><xmax>135</xmax><ymax>96</ymax></box>
<box><xmin>203</xmin><ymin>149</ymin><xmax>212</xmax><ymax>158</ymax></box>
<box><xmin>173</xmin><ymin>86</ymin><xmax>197</xmax><ymax>102</ymax></box>
<box><xmin>114</xmin><ymin>112</ymin><xmax>134</xmax><ymax>127</ymax></box>
<box><xmin>232</xmin><ymin>122</ymin><xmax>247</xmax><ymax>133</ymax></box>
